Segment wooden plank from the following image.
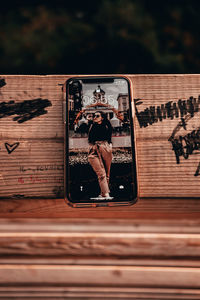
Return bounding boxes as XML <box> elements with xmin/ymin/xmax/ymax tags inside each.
<box><xmin>0</xmin><ymin>141</ymin><xmax>64</xmax><ymax>198</ymax></box>
<box><xmin>2</xmin><ymin>257</ymin><xmax>200</xmax><ymax>268</ymax></box>
<box><xmin>0</xmin><ymin>218</ymin><xmax>199</xmax><ymax>297</ymax></box>
<box><xmin>1</xmin><ymin>287</ymin><xmax>200</xmax><ymax>299</ymax></box>
<box><xmin>1</xmin><ymin>264</ymin><xmax>200</xmax><ymax>288</ymax></box>
<box><xmin>0</xmin><ymin>287</ymin><xmax>200</xmax><ymax>299</ymax></box>
<box><xmin>130</xmin><ymin>74</ymin><xmax>200</xmax><ymax>198</ymax></box>
<box><xmin>1</xmin><ymin>218</ymin><xmax>200</xmax><ymax>233</ymax></box>
<box><xmin>0</xmin><ymin>198</ymin><xmax>200</xmax><ymax>218</ymax></box>
<box><xmin>0</xmin><ymin>75</ymin><xmax>67</xmax><ymax>198</ymax></box>
<box><xmin>0</xmin><ymin>74</ymin><xmax>200</xmax><ymax>199</ymax></box>
<box><xmin>0</xmin><ymin>231</ymin><xmax>200</xmax><ymax>257</ymax></box>
<box><xmin>0</xmin><ymin>75</ymin><xmax>65</xmax><ymax>139</ymax></box>
<box><xmin>0</xmin><ymin>219</ymin><xmax>199</xmax><ymax>260</ymax></box>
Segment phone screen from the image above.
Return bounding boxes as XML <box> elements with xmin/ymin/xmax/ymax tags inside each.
<box><xmin>65</xmin><ymin>77</ymin><xmax>137</xmax><ymax>205</ymax></box>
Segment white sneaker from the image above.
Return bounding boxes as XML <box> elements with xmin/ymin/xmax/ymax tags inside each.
<box><xmin>105</xmin><ymin>196</ymin><xmax>114</xmax><ymax>200</ymax></box>
<box><xmin>104</xmin><ymin>193</ymin><xmax>114</xmax><ymax>200</ymax></box>
<box><xmin>90</xmin><ymin>194</ymin><xmax>114</xmax><ymax>200</ymax></box>
<box><xmin>96</xmin><ymin>194</ymin><xmax>105</xmax><ymax>200</ymax></box>
<box><xmin>90</xmin><ymin>195</ymin><xmax>105</xmax><ymax>200</ymax></box>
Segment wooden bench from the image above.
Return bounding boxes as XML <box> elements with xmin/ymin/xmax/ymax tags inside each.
<box><xmin>0</xmin><ymin>74</ymin><xmax>200</xmax><ymax>299</ymax></box>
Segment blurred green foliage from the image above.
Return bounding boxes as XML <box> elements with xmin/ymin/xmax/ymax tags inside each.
<box><xmin>1</xmin><ymin>0</ymin><xmax>200</xmax><ymax>74</ymax></box>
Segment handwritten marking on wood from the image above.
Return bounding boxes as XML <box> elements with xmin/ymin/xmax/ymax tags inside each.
<box><xmin>0</xmin><ymin>98</ymin><xmax>52</xmax><ymax>123</ymax></box>
<box><xmin>194</xmin><ymin>163</ymin><xmax>200</xmax><ymax>177</ymax></box>
<box><xmin>5</xmin><ymin>142</ymin><xmax>19</xmax><ymax>154</ymax></box>
<box><xmin>135</xmin><ymin>96</ymin><xmax>200</xmax><ymax>128</ymax></box>
<box><xmin>0</xmin><ymin>78</ymin><xmax>6</xmax><ymax>89</ymax></box>
<box><xmin>168</xmin><ymin>115</ymin><xmax>193</xmax><ymax>141</ymax></box>
<box><xmin>17</xmin><ymin>175</ymin><xmax>63</xmax><ymax>184</ymax></box>
<box><xmin>19</xmin><ymin>164</ymin><xmax>64</xmax><ymax>173</ymax></box>
<box><xmin>169</xmin><ymin>125</ymin><xmax>200</xmax><ymax>165</ymax></box>
<box><xmin>135</xmin><ymin>92</ymin><xmax>200</xmax><ymax>181</ymax></box>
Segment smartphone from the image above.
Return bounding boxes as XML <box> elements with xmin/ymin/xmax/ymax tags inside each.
<box><xmin>64</xmin><ymin>76</ymin><xmax>137</xmax><ymax>207</ymax></box>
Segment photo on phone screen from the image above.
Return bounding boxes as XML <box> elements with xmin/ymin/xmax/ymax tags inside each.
<box><xmin>65</xmin><ymin>77</ymin><xmax>137</xmax><ymax>205</ymax></box>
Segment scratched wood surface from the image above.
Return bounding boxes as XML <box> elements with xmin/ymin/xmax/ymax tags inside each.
<box><xmin>0</xmin><ymin>218</ymin><xmax>200</xmax><ymax>299</ymax></box>
<box><xmin>0</xmin><ymin>74</ymin><xmax>200</xmax><ymax>199</ymax></box>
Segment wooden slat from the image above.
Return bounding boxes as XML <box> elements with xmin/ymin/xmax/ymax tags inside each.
<box><xmin>1</xmin><ymin>74</ymin><xmax>200</xmax><ymax>199</ymax></box>
<box><xmin>0</xmin><ymin>219</ymin><xmax>199</xmax><ymax>297</ymax></box>
<box><xmin>1</xmin><ymin>264</ymin><xmax>200</xmax><ymax>288</ymax></box>
<box><xmin>1</xmin><ymin>218</ymin><xmax>200</xmax><ymax>233</ymax></box>
<box><xmin>0</xmin><ymin>75</ymin><xmax>66</xmax><ymax>198</ymax></box>
<box><xmin>0</xmin><ymin>219</ymin><xmax>200</xmax><ymax>263</ymax></box>
<box><xmin>1</xmin><ymin>232</ymin><xmax>200</xmax><ymax>257</ymax></box>
<box><xmin>1</xmin><ymin>287</ymin><xmax>200</xmax><ymax>299</ymax></box>
<box><xmin>0</xmin><ymin>198</ymin><xmax>200</xmax><ymax>218</ymax></box>
<box><xmin>130</xmin><ymin>74</ymin><xmax>200</xmax><ymax>198</ymax></box>
<box><xmin>2</xmin><ymin>257</ymin><xmax>200</xmax><ymax>268</ymax></box>
<box><xmin>0</xmin><ymin>141</ymin><xmax>63</xmax><ymax>198</ymax></box>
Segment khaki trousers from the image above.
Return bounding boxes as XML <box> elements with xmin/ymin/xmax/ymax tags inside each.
<box><xmin>88</xmin><ymin>141</ymin><xmax>112</xmax><ymax>196</ymax></box>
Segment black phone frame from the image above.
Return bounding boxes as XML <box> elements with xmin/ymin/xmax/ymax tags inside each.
<box><xmin>64</xmin><ymin>75</ymin><xmax>138</xmax><ymax>208</ymax></box>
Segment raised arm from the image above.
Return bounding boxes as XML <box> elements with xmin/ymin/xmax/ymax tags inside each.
<box><xmin>85</xmin><ymin>103</ymin><xmax>125</xmax><ymax>122</ymax></box>
<box><xmin>73</xmin><ymin>108</ymin><xmax>86</xmax><ymax>124</ymax></box>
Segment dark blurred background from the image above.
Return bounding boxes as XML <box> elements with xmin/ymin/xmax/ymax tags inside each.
<box><xmin>1</xmin><ymin>0</ymin><xmax>200</xmax><ymax>74</ymax></box>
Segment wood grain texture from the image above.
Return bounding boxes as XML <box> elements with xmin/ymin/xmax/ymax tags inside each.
<box><xmin>1</xmin><ymin>75</ymin><xmax>200</xmax><ymax>298</ymax></box>
<box><xmin>1</xmin><ymin>232</ymin><xmax>200</xmax><ymax>257</ymax></box>
<box><xmin>1</xmin><ymin>287</ymin><xmax>200</xmax><ymax>300</ymax></box>
<box><xmin>0</xmin><ymin>75</ymin><xmax>66</xmax><ymax>199</ymax></box>
<box><xmin>0</xmin><ymin>197</ymin><xmax>200</xmax><ymax>218</ymax></box>
<box><xmin>1</xmin><ymin>264</ymin><xmax>200</xmax><ymax>288</ymax></box>
<box><xmin>0</xmin><ymin>218</ymin><xmax>200</xmax><ymax>258</ymax></box>
<box><xmin>130</xmin><ymin>74</ymin><xmax>200</xmax><ymax>197</ymax></box>
<box><xmin>0</xmin><ymin>219</ymin><xmax>199</xmax><ymax>297</ymax></box>
<box><xmin>0</xmin><ymin>74</ymin><xmax>200</xmax><ymax>199</ymax></box>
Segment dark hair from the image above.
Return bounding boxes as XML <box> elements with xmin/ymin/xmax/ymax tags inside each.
<box><xmin>94</xmin><ymin>111</ymin><xmax>112</xmax><ymax>129</ymax></box>
<box><xmin>95</xmin><ymin>111</ymin><xmax>107</xmax><ymax>120</ymax></box>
